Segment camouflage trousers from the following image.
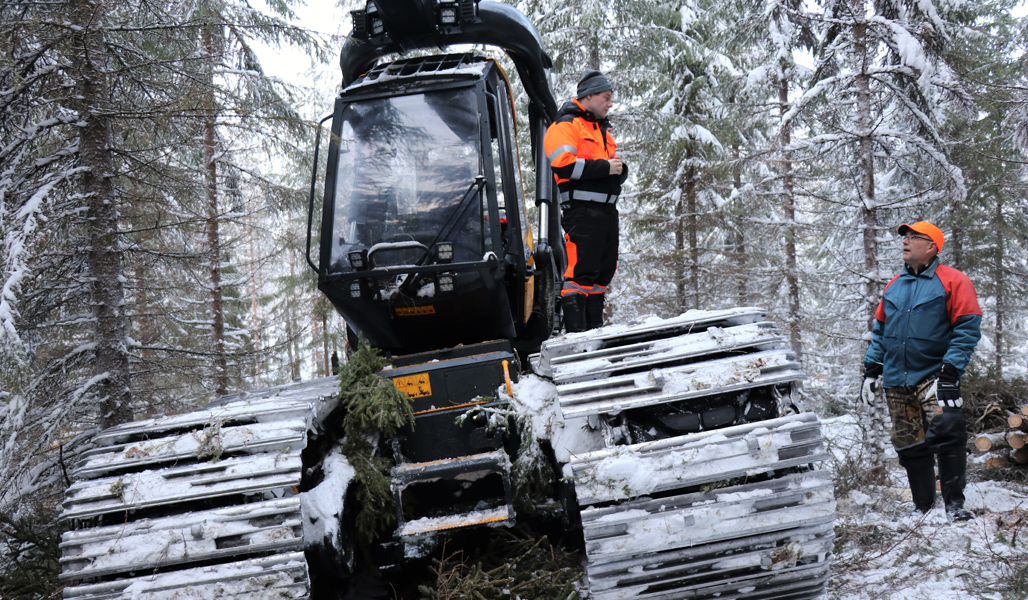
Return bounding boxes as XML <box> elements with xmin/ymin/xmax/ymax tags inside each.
<box><xmin>885</xmin><ymin>378</ymin><xmax>966</xmax><ymax>453</ymax></box>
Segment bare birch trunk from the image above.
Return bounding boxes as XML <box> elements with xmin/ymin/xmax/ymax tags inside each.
<box><xmin>71</xmin><ymin>0</ymin><xmax>132</xmax><ymax>428</ymax></box>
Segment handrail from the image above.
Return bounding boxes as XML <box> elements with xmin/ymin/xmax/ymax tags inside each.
<box><xmin>305</xmin><ymin>113</ymin><xmax>335</xmax><ymax>274</ymax></box>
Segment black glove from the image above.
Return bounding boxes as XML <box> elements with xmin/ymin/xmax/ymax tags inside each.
<box><xmin>860</xmin><ymin>363</ymin><xmax>883</xmax><ymax>406</ymax></box>
<box><xmin>927</xmin><ymin>363</ymin><xmax>962</xmax><ymax>408</ymax></box>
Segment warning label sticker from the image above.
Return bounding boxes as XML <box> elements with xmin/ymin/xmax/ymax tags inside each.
<box><xmin>395</xmin><ymin>305</ymin><xmax>436</xmax><ymax>316</ymax></box>
<box><xmin>393</xmin><ymin>372</ymin><xmax>432</xmax><ymax>398</ymax></box>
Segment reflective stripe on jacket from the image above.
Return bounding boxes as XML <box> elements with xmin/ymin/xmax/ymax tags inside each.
<box><xmin>864</xmin><ymin>257</ymin><xmax>982</xmax><ymax>387</ymax></box>
<box><xmin>543</xmin><ymin>100</ymin><xmax>626</xmax><ymax>204</ymax></box>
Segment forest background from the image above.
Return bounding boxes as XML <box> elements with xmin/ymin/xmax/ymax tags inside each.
<box><xmin>2</xmin><ymin>0</ymin><xmax>1027</xmax><ymax>595</ymax></box>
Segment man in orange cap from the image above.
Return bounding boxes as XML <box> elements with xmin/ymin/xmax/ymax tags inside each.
<box><xmin>861</xmin><ymin>221</ymin><xmax>982</xmax><ymax>521</ymax></box>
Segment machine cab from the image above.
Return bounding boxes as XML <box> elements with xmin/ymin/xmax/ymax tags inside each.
<box><xmin>310</xmin><ymin>55</ymin><xmax>539</xmax><ymax>355</ymax></box>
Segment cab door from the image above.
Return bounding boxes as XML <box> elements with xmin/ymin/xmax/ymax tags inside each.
<box><xmin>483</xmin><ymin>65</ymin><xmax>534</xmax><ymax>332</ymax></box>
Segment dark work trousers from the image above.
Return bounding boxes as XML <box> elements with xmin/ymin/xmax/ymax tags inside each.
<box><xmin>561</xmin><ymin>201</ymin><xmax>619</xmax><ymax>298</ymax></box>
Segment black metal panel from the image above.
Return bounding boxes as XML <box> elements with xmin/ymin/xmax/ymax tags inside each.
<box><xmin>339</xmin><ymin>1</ymin><xmax>556</xmax><ymax>122</ymax></box>
<box><xmin>381</xmin><ymin>341</ymin><xmax>518</xmax><ymax>462</ymax></box>
<box><xmin>320</xmin><ymin>272</ymin><xmax>516</xmax><ymax>356</ymax></box>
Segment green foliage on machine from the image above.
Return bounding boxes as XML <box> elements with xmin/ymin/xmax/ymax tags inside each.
<box><xmin>417</xmin><ymin>532</ymin><xmax>582</xmax><ymax>600</ymax></box>
<box><xmin>335</xmin><ymin>340</ymin><xmax>415</xmax><ymax>549</ymax></box>
<box><xmin>337</xmin><ymin>341</ymin><xmax>414</xmax><ymax>436</ymax></box>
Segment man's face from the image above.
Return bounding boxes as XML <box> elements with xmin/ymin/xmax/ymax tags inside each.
<box><xmin>581</xmin><ymin>90</ymin><xmax>613</xmax><ymax>119</ymax></box>
<box><xmin>902</xmin><ymin>231</ymin><xmax>937</xmax><ymax>268</ymax></box>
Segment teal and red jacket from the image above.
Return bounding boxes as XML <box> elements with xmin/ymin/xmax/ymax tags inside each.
<box><xmin>864</xmin><ymin>257</ymin><xmax>982</xmax><ymax>388</ymax></box>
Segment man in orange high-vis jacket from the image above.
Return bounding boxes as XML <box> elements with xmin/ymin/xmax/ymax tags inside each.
<box><xmin>544</xmin><ymin>69</ymin><xmax>628</xmax><ymax>332</ymax></box>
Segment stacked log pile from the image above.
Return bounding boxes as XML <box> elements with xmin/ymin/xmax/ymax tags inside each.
<box><xmin>974</xmin><ymin>406</ymin><xmax>1028</xmax><ymax>469</ymax></box>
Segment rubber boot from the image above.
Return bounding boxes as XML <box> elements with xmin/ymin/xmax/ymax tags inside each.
<box><xmin>561</xmin><ymin>293</ymin><xmax>587</xmax><ymax>333</ymax></box>
<box><xmin>899</xmin><ymin>452</ymin><xmax>936</xmax><ymax>514</ymax></box>
<box><xmin>937</xmin><ymin>451</ymin><xmax>973</xmax><ymax>521</ymax></box>
<box><xmin>585</xmin><ymin>294</ymin><xmax>605</xmax><ymax>330</ymax></box>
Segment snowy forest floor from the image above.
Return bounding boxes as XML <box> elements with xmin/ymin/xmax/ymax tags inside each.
<box><xmin>824</xmin><ymin>415</ymin><xmax>1028</xmax><ymax>600</ymax></box>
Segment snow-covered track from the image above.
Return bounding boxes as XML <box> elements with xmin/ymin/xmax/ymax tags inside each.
<box><xmin>59</xmin><ymin>377</ymin><xmax>341</xmax><ymax>600</ymax></box>
<box><xmin>61</xmin><ymin>552</ymin><xmax>309</xmax><ymax>600</ymax></box>
<box><xmin>534</xmin><ymin>309</ymin><xmax>835</xmax><ymax>600</ymax></box>
<box><xmin>580</xmin><ymin>465</ymin><xmax>834</xmax><ymax>600</ymax></box>
<box><xmin>565</xmin><ymin>413</ymin><xmax>829</xmax><ymax>506</ymax></box>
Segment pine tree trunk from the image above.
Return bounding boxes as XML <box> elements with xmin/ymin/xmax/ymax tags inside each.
<box><xmin>778</xmin><ymin>77</ymin><xmax>803</xmax><ymax>359</ymax></box>
<box><xmin>686</xmin><ymin>163</ymin><xmax>699</xmax><ymax>310</ymax></box>
<box><xmin>201</xmin><ymin>22</ymin><xmax>228</xmax><ymax>397</ymax></box>
<box><xmin>731</xmin><ymin>145</ymin><xmax>747</xmax><ymax>306</ymax></box>
<box><xmin>311</xmin><ymin>313</ymin><xmax>321</xmax><ymax>377</ymax></box>
<box><xmin>322</xmin><ymin>310</ymin><xmax>330</xmax><ymax>377</ymax></box>
<box><xmin>587</xmin><ymin>41</ymin><xmax>600</xmax><ymax>71</ymax></box>
<box><xmin>287</xmin><ymin>254</ymin><xmax>300</xmax><ymax>381</ymax></box>
<box><xmin>994</xmin><ymin>195</ymin><xmax>1004</xmax><ymax>376</ymax></box>
<box><xmin>70</xmin><ymin>0</ymin><xmax>132</xmax><ymax>428</ymax></box>
<box><xmin>851</xmin><ymin>0</ymin><xmax>889</xmax><ymax>462</ymax></box>
<box><xmin>674</xmin><ymin>180</ymin><xmax>687</xmax><ymax>314</ymax></box>
<box><xmin>852</xmin><ymin>0</ymin><xmax>879</xmax><ymax>332</ymax></box>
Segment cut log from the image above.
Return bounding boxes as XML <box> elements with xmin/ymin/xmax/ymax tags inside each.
<box><xmin>975</xmin><ymin>433</ymin><xmax>1009</xmax><ymax>452</ymax></box>
<box><xmin>1012</xmin><ymin>447</ymin><xmax>1028</xmax><ymax>465</ymax></box>
<box><xmin>1021</xmin><ymin>405</ymin><xmax>1028</xmax><ymax>417</ymax></box>
<box><xmin>1009</xmin><ymin>431</ymin><xmax>1027</xmax><ymax>450</ymax></box>
<box><xmin>1009</xmin><ymin>414</ymin><xmax>1028</xmax><ymax>432</ymax></box>
<box><xmin>974</xmin><ymin>433</ymin><xmax>1007</xmax><ymax>452</ymax></box>
<box><xmin>986</xmin><ymin>455</ymin><xmax>1011</xmax><ymax>469</ymax></box>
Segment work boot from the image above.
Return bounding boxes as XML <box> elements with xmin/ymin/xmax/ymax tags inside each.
<box><xmin>561</xmin><ymin>293</ymin><xmax>587</xmax><ymax>333</ymax></box>
<box><xmin>585</xmin><ymin>294</ymin><xmax>605</xmax><ymax>330</ymax></box>
<box><xmin>938</xmin><ymin>451</ymin><xmax>973</xmax><ymax>521</ymax></box>
<box><xmin>901</xmin><ymin>453</ymin><xmax>937</xmax><ymax>514</ymax></box>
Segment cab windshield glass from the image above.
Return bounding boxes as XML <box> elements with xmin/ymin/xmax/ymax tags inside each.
<box><xmin>329</xmin><ymin>87</ymin><xmax>484</xmax><ymax>271</ymax></box>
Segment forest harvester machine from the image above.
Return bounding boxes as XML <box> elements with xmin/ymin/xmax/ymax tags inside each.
<box><xmin>57</xmin><ymin>1</ymin><xmax>835</xmax><ymax>598</ymax></box>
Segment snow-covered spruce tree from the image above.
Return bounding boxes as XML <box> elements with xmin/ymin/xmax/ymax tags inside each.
<box><xmin>521</xmin><ymin>0</ymin><xmax>609</xmax><ymax>85</ymax></box>
<box><xmin>0</xmin><ymin>0</ymin><xmax>319</xmax><ymax>511</ymax></box>
<box><xmin>69</xmin><ymin>0</ymin><xmax>134</xmax><ymax>429</ymax></box>
<box><xmin>757</xmin><ymin>0</ymin><xmax>818</xmax><ymax>359</ymax></box>
<box><xmin>0</xmin><ymin>0</ymin><xmax>142</xmax><ymax>512</ymax></box>
<box><xmin>606</xmin><ymin>0</ymin><xmax>739</xmax><ymax>316</ymax></box>
<box><xmin>784</xmin><ymin>0</ymin><xmax>970</xmax><ymax>383</ymax></box>
<box><xmin>680</xmin><ymin>0</ymin><xmax>819</xmax><ymax>358</ymax></box>
<box><xmin>940</xmin><ymin>0</ymin><xmax>1028</xmax><ymax>376</ymax></box>
<box><xmin>685</xmin><ymin>0</ymin><xmax>770</xmax><ymax>313</ymax></box>
<box><xmin>0</xmin><ymin>0</ymin><xmax>100</xmax><ymax>510</ymax></box>
<box><xmin>173</xmin><ymin>0</ymin><xmax>319</xmax><ymax>397</ymax></box>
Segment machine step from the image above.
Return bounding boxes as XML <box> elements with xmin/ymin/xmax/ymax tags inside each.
<box><xmin>397</xmin><ymin>505</ymin><xmax>513</xmax><ymax>537</ymax></box>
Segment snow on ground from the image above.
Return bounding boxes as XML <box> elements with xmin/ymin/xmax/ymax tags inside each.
<box><xmin>505</xmin><ymin>365</ymin><xmax>1028</xmax><ymax>600</ymax></box>
<box><xmin>824</xmin><ymin>414</ymin><xmax>1028</xmax><ymax>600</ymax></box>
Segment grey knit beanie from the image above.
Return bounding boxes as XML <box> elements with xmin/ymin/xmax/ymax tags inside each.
<box><xmin>576</xmin><ymin>69</ymin><xmax>612</xmax><ymax>99</ymax></box>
